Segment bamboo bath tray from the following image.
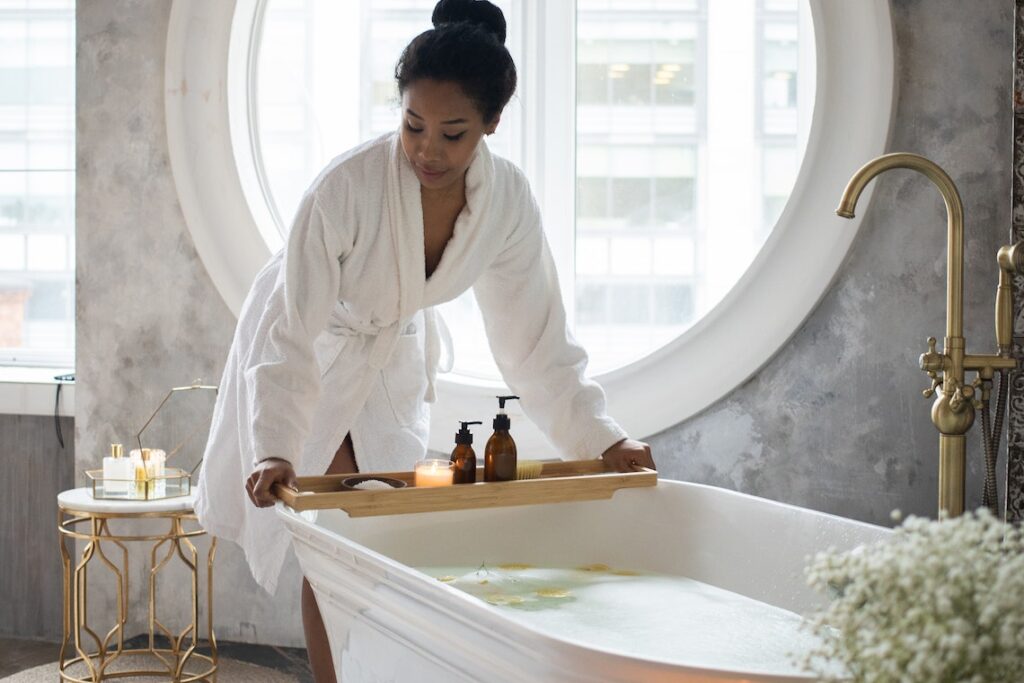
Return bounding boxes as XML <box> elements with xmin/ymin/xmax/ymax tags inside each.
<box><xmin>273</xmin><ymin>460</ymin><xmax>657</xmax><ymax>517</ymax></box>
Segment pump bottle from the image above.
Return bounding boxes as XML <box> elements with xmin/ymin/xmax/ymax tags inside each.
<box><xmin>485</xmin><ymin>395</ymin><xmax>520</xmax><ymax>482</ymax></box>
<box><xmin>451</xmin><ymin>421</ymin><xmax>482</xmax><ymax>484</ymax></box>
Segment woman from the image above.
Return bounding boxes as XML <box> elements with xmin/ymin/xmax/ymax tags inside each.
<box><xmin>196</xmin><ymin>1</ymin><xmax>656</xmax><ymax>680</ymax></box>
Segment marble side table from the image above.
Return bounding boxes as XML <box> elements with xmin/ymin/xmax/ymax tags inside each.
<box><xmin>57</xmin><ymin>488</ymin><xmax>217</xmax><ymax>682</ymax></box>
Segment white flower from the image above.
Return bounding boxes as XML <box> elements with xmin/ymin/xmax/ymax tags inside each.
<box><xmin>801</xmin><ymin>509</ymin><xmax>1024</xmax><ymax>682</ymax></box>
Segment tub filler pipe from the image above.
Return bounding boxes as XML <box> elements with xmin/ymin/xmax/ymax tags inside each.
<box><xmin>837</xmin><ymin>153</ymin><xmax>1021</xmax><ymax>517</ymax></box>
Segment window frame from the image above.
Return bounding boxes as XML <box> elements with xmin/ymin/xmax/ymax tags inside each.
<box><xmin>0</xmin><ymin>0</ymin><xmax>76</xmax><ymax>371</ymax></box>
<box><xmin>166</xmin><ymin>0</ymin><xmax>894</xmax><ymax>456</ymax></box>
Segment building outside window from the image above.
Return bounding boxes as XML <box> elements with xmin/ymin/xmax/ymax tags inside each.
<box><xmin>758</xmin><ymin>0</ymin><xmax>801</xmax><ymax>239</ymax></box>
<box><xmin>0</xmin><ymin>0</ymin><xmax>75</xmax><ymax>369</ymax></box>
<box><xmin>575</xmin><ymin>2</ymin><xmax>702</xmax><ymax>372</ymax></box>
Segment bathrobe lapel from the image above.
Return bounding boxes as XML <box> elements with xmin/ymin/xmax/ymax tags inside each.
<box><xmin>368</xmin><ymin>135</ymin><xmax>427</xmax><ymax>370</ymax></box>
<box><xmin>422</xmin><ymin>139</ymin><xmax>496</xmax><ymax>304</ymax></box>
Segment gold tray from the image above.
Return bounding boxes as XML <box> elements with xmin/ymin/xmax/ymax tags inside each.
<box><xmin>86</xmin><ymin>467</ymin><xmax>192</xmax><ymax>501</ymax></box>
<box><xmin>273</xmin><ymin>460</ymin><xmax>656</xmax><ymax>517</ymax></box>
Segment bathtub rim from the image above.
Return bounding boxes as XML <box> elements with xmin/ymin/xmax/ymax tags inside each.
<box><xmin>278</xmin><ymin>479</ymin><xmax>887</xmax><ymax>680</ymax></box>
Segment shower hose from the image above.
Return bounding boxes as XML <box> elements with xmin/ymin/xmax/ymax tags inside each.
<box><xmin>979</xmin><ymin>369</ymin><xmax>1008</xmax><ymax>515</ymax></box>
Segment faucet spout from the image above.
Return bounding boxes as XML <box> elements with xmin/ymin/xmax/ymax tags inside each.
<box><xmin>836</xmin><ymin>153</ymin><xmax>964</xmax><ymax>340</ymax></box>
<box><xmin>837</xmin><ymin>153</ymin><xmax>973</xmax><ymax>517</ymax></box>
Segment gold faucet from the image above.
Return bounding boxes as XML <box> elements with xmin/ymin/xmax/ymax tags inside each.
<box><xmin>836</xmin><ymin>153</ymin><xmax>1018</xmax><ymax>517</ymax></box>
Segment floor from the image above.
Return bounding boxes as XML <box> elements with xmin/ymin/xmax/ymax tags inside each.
<box><xmin>0</xmin><ymin>635</ymin><xmax>313</xmax><ymax>682</ymax></box>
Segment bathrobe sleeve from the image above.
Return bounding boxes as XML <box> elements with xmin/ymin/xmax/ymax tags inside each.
<box><xmin>473</xmin><ymin>177</ymin><xmax>629</xmax><ymax>460</ymax></box>
<box><xmin>241</xmin><ymin>186</ymin><xmax>350</xmax><ymax>470</ymax></box>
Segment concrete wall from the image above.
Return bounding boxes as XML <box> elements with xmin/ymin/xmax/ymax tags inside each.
<box><xmin>75</xmin><ymin>1</ymin><xmax>301</xmax><ymax>646</ymax></box>
<box><xmin>75</xmin><ymin>0</ymin><xmax>1014</xmax><ymax>647</ymax></box>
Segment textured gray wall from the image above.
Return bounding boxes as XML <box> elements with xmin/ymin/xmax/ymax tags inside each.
<box><xmin>76</xmin><ymin>1</ymin><xmax>304</xmax><ymax>646</ymax></box>
<box><xmin>74</xmin><ymin>0</ymin><xmax>1013</xmax><ymax>647</ymax></box>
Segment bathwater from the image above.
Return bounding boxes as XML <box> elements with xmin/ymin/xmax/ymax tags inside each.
<box><xmin>418</xmin><ymin>563</ymin><xmax>826</xmax><ymax>676</ymax></box>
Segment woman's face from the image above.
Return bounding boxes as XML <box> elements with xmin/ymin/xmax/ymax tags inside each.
<box><xmin>399</xmin><ymin>79</ymin><xmax>498</xmax><ymax>193</ymax></box>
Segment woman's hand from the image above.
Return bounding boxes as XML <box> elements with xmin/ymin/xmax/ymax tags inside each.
<box><xmin>245</xmin><ymin>458</ymin><xmax>297</xmax><ymax>508</ymax></box>
<box><xmin>601</xmin><ymin>438</ymin><xmax>656</xmax><ymax>472</ymax></box>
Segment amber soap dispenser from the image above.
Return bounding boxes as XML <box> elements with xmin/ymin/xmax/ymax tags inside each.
<box><xmin>485</xmin><ymin>395</ymin><xmax>520</xmax><ymax>482</ymax></box>
<box><xmin>451</xmin><ymin>421</ymin><xmax>482</xmax><ymax>484</ymax></box>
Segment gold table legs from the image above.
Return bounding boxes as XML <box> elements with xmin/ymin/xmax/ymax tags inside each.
<box><xmin>57</xmin><ymin>510</ymin><xmax>217</xmax><ymax>682</ymax></box>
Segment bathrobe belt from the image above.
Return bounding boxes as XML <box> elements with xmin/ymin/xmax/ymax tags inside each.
<box><xmin>368</xmin><ymin>321</ymin><xmax>402</xmax><ymax>370</ymax></box>
<box><xmin>325</xmin><ymin>306</ymin><xmax>453</xmax><ymax>403</ymax></box>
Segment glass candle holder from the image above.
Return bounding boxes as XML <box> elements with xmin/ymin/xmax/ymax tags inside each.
<box><xmin>414</xmin><ymin>459</ymin><xmax>454</xmax><ymax>488</ymax></box>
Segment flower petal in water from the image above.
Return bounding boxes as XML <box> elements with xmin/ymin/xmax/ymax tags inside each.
<box><xmin>486</xmin><ymin>594</ymin><xmax>525</xmax><ymax>606</ymax></box>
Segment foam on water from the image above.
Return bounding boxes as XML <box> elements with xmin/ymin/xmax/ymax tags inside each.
<box><xmin>418</xmin><ymin>563</ymin><xmax>823</xmax><ymax>676</ymax></box>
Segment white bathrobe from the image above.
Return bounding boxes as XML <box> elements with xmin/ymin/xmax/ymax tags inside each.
<box><xmin>195</xmin><ymin>131</ymin><xmax>628</xmax><ymax>593</ymax></box>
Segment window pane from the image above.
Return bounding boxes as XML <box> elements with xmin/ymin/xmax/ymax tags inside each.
<box><xmin>654</xmin><ymin>41</ymin><xmax>696</xmax><ymax>106</ymax></box>
<box><xmin>0</xmin><ymin>234</ymin><xmax>24</xmax><ymax>269</ymax></box>
<box><xmin>577</xmin><ymin>4</ymin><xmax>704</xmax><ymax>372</ymax></box>
<box><xmin>761</xmin><ymin>143</ymin><xmax>797</xmax><ymax>236</ymax></box>
<box><xmin>610</xmin><ymin>237</ymin><xmax>652</xmax><ymax>275</ymax></box>
<box><xmin>578</xmin><ymin>63</ymin><xmax>608</xmax><ymax>105</ymax></box>
<box><xmin>0</xmin><ymin>2</ymin><xmax>75</xmax><ymax>367</ymax></box>
<box><xmin>577</xmin><ymin>177</ymin><xmax>608</xmax><ymax>221</ymax></box>
<box><xmin>653</xmin><ymin>176</ymin><xmax>694</xmax><ymax>225</ymax></box>
<box><xmin>609</xmin><ymin>284</ymin><xmax>649</xmax><ymax>325</ymax></box>
<box><xmin>610</xmin><ymin>177</ymin><xmax>650</xmax><ymax>225</ymax></box>
<box><xmin>653</xmin><ymin>284</ymin><xmax>693</xmax><ymax>324</ymax></box>
<box><xmin>577</xmin><ymin>237</ymin><xmax>609</xmax><ymax>275</ymax></box>
<box><xmin>576</xmin><ymin>0</ymin><xmax>813</xmax><ymax>373</ymax></box>
<box><xmin>26</xmin><ymin>233</ymin><xmax>66</xmax><ymax>270</ymax></box>
<box><xmin>655</xmin><ymin>61</ymin><xmax>695</xmax><ymax>106</ymax></box>
<box><xmin>580</xmin><ymin>0</ymin><xmax>700</xmax><ymax>9</ymax></box>
<box><xmin>575</xmin><ymin>282</ymin><xmax>607</xmax><ymax>326</ymax></box>
<box><xmin>612</xmin><ymin>63</ymin><xmax>652</xmax><ymax>106</ymax></box>
<box><xmin>652</xmin><ymin>236</ymin><xmax>694</xmax><ymax>276</ymax></box>
<box><xmin>762</xmin><ymin>22</ymin><xmax>799</xmax><ymax>134</ymax></box>
<box><xmin>25</xmin><ymin>277</ymin><xmax>70</xmax><ymax>318</ymax></box>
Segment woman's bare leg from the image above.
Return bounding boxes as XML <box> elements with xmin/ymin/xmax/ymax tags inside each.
<box><xmin>302</xmin><ymin>434</ymin><xmax>358</xmax><ymax>683</ymax></box>
<box><xmin>301</xmin><ymin>579</ymin><xmax>334</xmax><ymax>683</ymax></box>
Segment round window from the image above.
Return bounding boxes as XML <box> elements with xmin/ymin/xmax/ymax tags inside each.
<box><xmin>166</xmin><ymin>0</ymin><xmax>893</xmax><ymax>454</ymax></box>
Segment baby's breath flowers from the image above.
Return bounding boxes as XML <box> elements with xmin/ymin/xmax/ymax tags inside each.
<box><xmin>802</xmin><ymin>509</ymin><xmax>1024</xmax><ymax>682</ymax></box>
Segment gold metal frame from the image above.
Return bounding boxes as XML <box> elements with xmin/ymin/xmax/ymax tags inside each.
<box><xmin>57</xmin><ymin>505</ymin><xmax>218</xmax><ymax>682</ymax></box>
<box><xmin>137</xmin><ymin>382</ymin><xmax>217</xmax><ymax>478</ymax></box>
<box><xmin>84</xmin><ymin>468</ymin><xmax>193</xmax><ymax>502</ymax></box>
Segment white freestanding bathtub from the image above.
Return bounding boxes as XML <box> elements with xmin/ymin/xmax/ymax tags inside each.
<box><xmin>277</xmin><ymin>480</ymin><xmax>887</xmax><ymax>682</ymax></box>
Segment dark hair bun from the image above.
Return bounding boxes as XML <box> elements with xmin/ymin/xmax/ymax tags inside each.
<box><xmin>397</xmin><ymin>0</ymin><xmax>517</xmax><ymax>122</ymax></box>
<box><xmin>432</xmin><ymin>0</ymin><xmax>506</xmax><ymax>44</ymax></box>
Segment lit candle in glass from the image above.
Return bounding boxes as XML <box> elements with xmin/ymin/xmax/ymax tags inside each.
<box><xmin>414</xmin><ymin>459</ymin><xmax>454</xmax><ymax>487</ymax></box>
